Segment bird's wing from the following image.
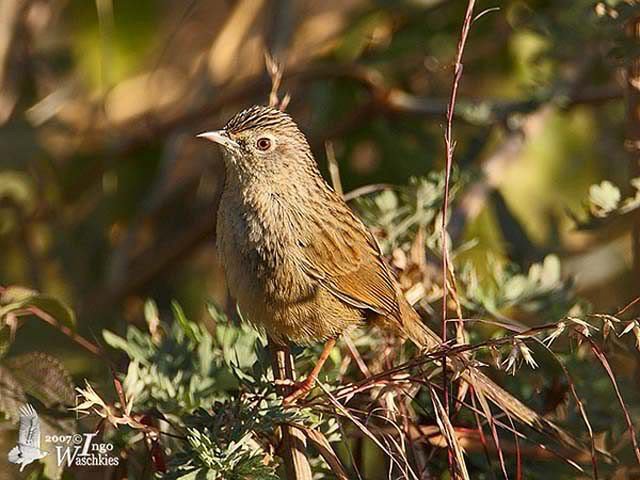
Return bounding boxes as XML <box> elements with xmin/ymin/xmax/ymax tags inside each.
<box><xmin>17</xmin><ymin>404</ymin><xmax>41</xmax><ymax>448</ymax></box>
<box><xmin>299</xmin><ymin>197</ymin><xmax>402</xmax><ymax>320</ymax></box>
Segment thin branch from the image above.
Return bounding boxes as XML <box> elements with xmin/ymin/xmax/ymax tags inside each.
<box><xmin>265</xmin><ymin>52</ymin><xmax>291</xmax><ymax>111</ymax></box>
<box><xmin>302</xmin><ymin>426</ymin><xmax>349</xmax><ymax>480</ymax></box>
<box><xmin>583</xmin><ymin>335</ymin><xmax>640</xmax><ymax>465</ymax></box>
<box><xmin>533</xmin><ymin>338</ymin><xmax>600</xmax><ymax>479</ymax></box>
<box><xmin>325</xmin><ymin>141</ymin><xmax>342</xmax><ymax>196</ymax></box>
<box><xmin>440</xmin><ymin>2</ymin><xmax>476</xmax><ymax>475</ymax></box>
<box><xmin>27</xmin><ymin>306</ymin><xmax>103</xmax><ymax>357</ymax></box>
<box><xmin>344</xmin><ymin>183</ymin><xmax>395</xmax><ymax>202</ymax></box>
<box><xmin>269</xmin><ymin>341</ymin><xmax>313</xmax><ymax>480</ymax></box>
<box><xmin>616</xmin><ymin>295</ymin><xmax>640</xmax><ymax>316</ymax></box>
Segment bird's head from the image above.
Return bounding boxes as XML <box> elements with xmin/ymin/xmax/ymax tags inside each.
<box><xmin>197</xmin><ymin>106</ymin><xmax>315</xmax><ymax>181</ymax></box>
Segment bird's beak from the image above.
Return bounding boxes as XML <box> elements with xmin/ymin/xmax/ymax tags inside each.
<box><xmin>196</xmin><ymin>130</ymin><xmax>239</xmax><ymax>151</ymax></box>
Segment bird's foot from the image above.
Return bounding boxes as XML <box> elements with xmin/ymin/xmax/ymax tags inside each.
<box><xmin>283</xmin><ymin>377</ymin><xmax>316</xmax><ymax>404</ymax></box>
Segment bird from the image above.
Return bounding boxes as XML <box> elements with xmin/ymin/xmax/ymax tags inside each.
<box><xmin>8</xmin><ymin>403</ymin><xmax>48</xmax><ymax>472</ymax></box>
<box><xmin>197</xmin><ymin>105</ymin><xmax>582</xmax><ymax>451</ymax></box>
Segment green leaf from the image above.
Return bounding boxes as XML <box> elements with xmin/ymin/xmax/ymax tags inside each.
<box><xmin>172</xmin><ymin>301</ymin><xmax>201</xmax><ymax>342</ymax></box>
<box><xmin>0</xmin><ymin>287</ymin><xmax>76</xmax><ymax>330</ymax></box>
<box><xmin>102</xmin><ymin>329</ymin><xmax>129</xmax><ymax>350</ymax></box>
<box><xmin>26</xmin><ymin>296</ymin><xmax>76</xmax><ymax>329</ymax></box>
<box><xmin>207</xmin><ymin>302</ymin><xmax>227</xmax><ymax>324</ymax></box>
<box><xmin>144</xmin><ymin>298</ymin><xmax>160</xmax><ymax>333</ymax></box>
<box><xmin>103</xmin><ymin>329</ymin><xmax>151</xmax><ymax>363</ymax></box>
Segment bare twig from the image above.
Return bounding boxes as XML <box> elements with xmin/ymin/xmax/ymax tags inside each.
<box><xmin>582</xmin><ymin>335</ymin><xmax>640</xmax><ymax>465</ymax></box>
<box><xmin>430</xmin><ymin>386</ymin><xmax>470</xmax><ymax>480</ymax></box>
<box><xmin>301</xmin><ymin>427</ymin><xmax>349</xmax><ymax>480</ymax></box>
<box><xmin>269</xmin><ymin>341</ymin><xmax>312</xmax><ymax>480</ymax></box>
<box><xmin>265</xmin><ymin>52</ymin><xmax>291</xmax><ymax>111</ymax></box>
<box><xmin>343</xmin><ymin>335</ymin><xmax>371</xmax><ymax>378</ymax></box>
<box><xmin>506</xmin><ymin>414</ymin><xmax>523</xmax><ymax>480</ymax></box>
<box><xmin>533</xmin><ymin>338</ymin><xmax>600</xmax><ymax>479</ymax></box>
<box><xmin>315</xmin><ymin>383</ymin><xmax>589</xmax><ymax>474</ymax></box>
<box><xmin>472</xmin><ymin>378</ymin><xmax>509</xmax><ymax>480</ymax></box>
<box><xmin>469</xmin><ymin>394</ymin><xmax>498</xmax><ymax>479</ymax></box>
<box><xmin>440</xmin><ymin>2</ymin><xmax>476</xmax><ymax>475</ymax></box>
<box><xmin>319</xmin><ymin>382</ymin><xmax>420</xmax><ymax>480</ymax></box>
<box><xmin>616</xmin><ymin>295</ymin><xmax>640</xmax><ymax>316</ymax></box>
<box><xmin>343</xmin><ymin>183</ymin><xmax>395</xmax><ymax>202</ymax></box>
<box><xmin>26</xmin><ymin>306</ymin><xmax>103</xmax><ymax>357</ymax></box>
<box><xmin>325</xmin><ymin>141</ymin><xmax>342</xmax><ymax>196</ymax></box>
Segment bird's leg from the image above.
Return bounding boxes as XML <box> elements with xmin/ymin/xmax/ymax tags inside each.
<box><xmin>284</xmin><ymin>338</ymin><xmax>336</xmax><ymax>404</ymax></box>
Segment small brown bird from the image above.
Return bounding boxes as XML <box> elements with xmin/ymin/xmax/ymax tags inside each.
<box><xmin>198</xmin><ymin>105</ymin><xmax>579</xmax><ymax>449</ymax></box>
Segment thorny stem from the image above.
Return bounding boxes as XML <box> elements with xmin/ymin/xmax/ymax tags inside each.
<box><xmin>441</xmin><ymin>1</ymin><xmax>475</xmax><ymax>475</ymax></box>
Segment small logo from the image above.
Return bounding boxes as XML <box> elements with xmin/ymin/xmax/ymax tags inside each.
<box><xmin>7</xmin><ymin>404</ymin><xmax>49</xmax><ymax>472</ymax></box>
<box><xmin>7</xmin><ymin>404</ymin><xmax>120</xmax><ymax>472</ymax></box>
<box><xmin>52</xmin><ymin>432</ymin><xmax>119</xmax><ymax>468</ymax></box>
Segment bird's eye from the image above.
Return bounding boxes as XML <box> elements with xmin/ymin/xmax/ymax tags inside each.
<box><xmin>256</xmin><ymin>137</ymin><xmax>272</xmax><ymax>151</ymax></box>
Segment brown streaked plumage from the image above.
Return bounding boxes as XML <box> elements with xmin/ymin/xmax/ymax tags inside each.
<box><xmin>197</xmin><ymin>105</ymin><xmax>585</xmax><ymax>451</ymax></box>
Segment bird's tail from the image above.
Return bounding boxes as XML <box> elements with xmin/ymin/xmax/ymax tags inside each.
<box><xmin>8</xmin><ymin>446</ymin><xmax>21</xmax><ymax>463</ymax></box>
<box><xmin>397</xmin><ymin>299</ymin><xmax>590</xmax><ymax>454</ymax></box>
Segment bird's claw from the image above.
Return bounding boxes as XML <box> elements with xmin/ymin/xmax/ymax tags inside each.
<box><xmin>283</xmin><ymin>378</ymin><xmax>316</xmax><ymax>404</ymax></box>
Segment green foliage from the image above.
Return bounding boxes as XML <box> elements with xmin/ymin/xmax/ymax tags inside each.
<box><xmin>102</xmin><ymin>301</ymin><xmax>339</xmax><ymax>480</ymax></box>
<box><xmin>103</xmin><ymin>301</ymin><xmax>262</xmax><ymax>415</ymax></box>
<box><xmin>461</xmin><ymin>254</ymin><xmax>575</xmax><ymax>319</ymax></box>
<box><xmin>176</xmin><ymin>428</ymin><xmax>278</xmax><ymax>480</ymax></box>
<box><xmin>166</xmin><ymin>401</ymin><xmax>294</xmax><ymax>480</ymax></box>
<box><xmin>356</xmin><ymin>172</ymin><xmax>462</xmax><ymax>252</ymax></box>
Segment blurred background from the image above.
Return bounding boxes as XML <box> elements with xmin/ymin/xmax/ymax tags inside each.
<box><xmin>1</xmin><ymin>0</ymin><xmax>640</xmax><ymax>477</ymax></box>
